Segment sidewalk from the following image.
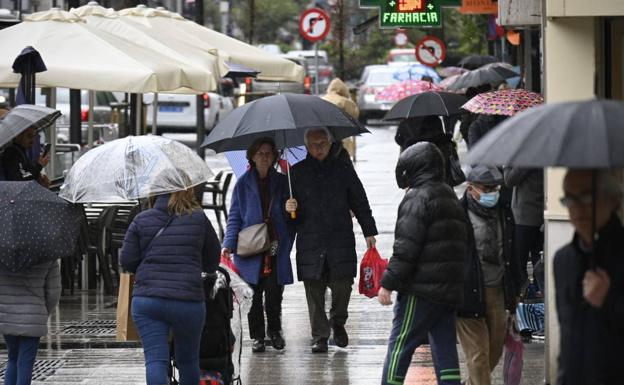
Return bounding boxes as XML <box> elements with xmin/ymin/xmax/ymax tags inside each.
<box><xmin>0</xmin><ymin>126</ymin><xmax>545</xmax><ymax>384</ymax></box>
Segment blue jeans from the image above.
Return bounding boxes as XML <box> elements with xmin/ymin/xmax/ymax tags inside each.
<box><xmin>381</xmin><ymin>295</ymin><xmax>461</xmax><ymax>385</ymax></box>
<box><xmin>131</xmin><ymin>296</ymin><xmax>206</xmax><ymax>385</ymax></box>
<box><xmin>3</xmin><ymin>335</ymin><xmax>40</xmax><ymax>385</ymax></box>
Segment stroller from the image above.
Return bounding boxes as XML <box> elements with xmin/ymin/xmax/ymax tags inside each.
<box><xmin>170</xmin><ymin>266</ymin><xmax>236</xmax><ymax>385</ymax></box>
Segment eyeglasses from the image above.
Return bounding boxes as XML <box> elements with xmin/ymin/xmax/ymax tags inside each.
<box><xmin>308</xmin><ymin>141</ymin><xmax>330</xmax><ymax>150</ymax></box>
<box><xmin>560</xmin><ymin>192</ymin><xmax>593</xmax><ymax>207</ymax></box>
<box><xmin>473</xmin><ymin>185</ymin><xmax>500</xmax><ymax>193</ymax></box>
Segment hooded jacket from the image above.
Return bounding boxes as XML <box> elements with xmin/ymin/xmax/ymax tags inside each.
<box><xmin>381</xmin><ymin>142</ymin><xmax>468</xmax><ymax>306</ymax></box>
<box><xmin>321</xmin><ymin>78</ymin><xmax>359</xmax><ymax>119</ymax></box>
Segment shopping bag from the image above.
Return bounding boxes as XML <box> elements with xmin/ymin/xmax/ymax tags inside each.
<box><xmin>503</xmin><ymin>315</ymin><xmax>524</xmax><ymax>385</ymax></box>
<box><xmin>358</xmin><ymin>247</ymin><xmax>388</xmax><ymax>298</ymax></box>
<box><xmin>115</xmin><ymin>273</ymin><xmax>140</xmax><ymax>341</ymax></box>
<box><xmin>220</xmin><ymin>255</ymin><xmax>240</xmax><ymax>274</ymax></box>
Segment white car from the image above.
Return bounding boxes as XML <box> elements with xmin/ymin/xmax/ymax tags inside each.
<box><xmin>145</xmin><ymin>92</ymin><xmax>234</xmax><ymax>134</ymax></box>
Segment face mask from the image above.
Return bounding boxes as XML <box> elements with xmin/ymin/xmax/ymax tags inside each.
<box><xmin>478</xmin><ymin>191</ymin><xmax>500</xmax><ymax>208</ymax></box>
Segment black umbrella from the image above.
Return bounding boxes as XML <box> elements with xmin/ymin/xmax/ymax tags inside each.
<box><xmin>465</xmin><ymin>99</ymin><xmax>624</xmax><ymax>168</ymax></box>
<box><xmin>0</xmin><ymin>104</ymin><xmax>61</xmax><ymax>148</ymax></box>
<box><xmin>224</xmin><ymin>61</ymin><xmax>260</xmax><ymax>78</ymax></box>
<box><xmin>0</xmin><ymin>181</ymin><xmax>82</xmax><ymax>272</ymax></box>
<box><xmin>447</xmin><ymin>65</ymin><xmax>519</xmax><ymax>91</ymax></box>
<box><xmin>459</xmin><ymin>55</ymin><xmax>497</xmax><ymax>70</ymax></box>
<box><xmin>201</xmin><ymin>93</ymin><xmax>369</xmax><ymax>153</ymax></box>
<box><xmin>383</xmin><ymin>92</ymin><xmax>468</xmax><ymax>121</ymax></box>
<box><xmin>12</xmin><ymin>46</ymin><xmax>47</xmax><ymax>105</ymax></box>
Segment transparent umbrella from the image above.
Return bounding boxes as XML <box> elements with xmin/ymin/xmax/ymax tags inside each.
<box><xmin>60</xmin><ymin>136</ymin><xmax>213</xmax><ymax>203</ymax></box>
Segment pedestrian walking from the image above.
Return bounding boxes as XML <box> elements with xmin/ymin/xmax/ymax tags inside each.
<box><xmin>120</xmin><ymin>186</ymin><xmax>221</xmax><ymax>385</ymax></box>
<box><xmin>456</xmin><ymin>166</ymin><xmax>522</xmax><ymax>385</ymax></box>
<box><xmin>222</xmin><ymin>137</ymin><xmax>294</xmax><ymax>353</ymax></box>
<box><xmin>554</xmin><ymin>169</ymin><xmax>624</xmax><ymax>385</ymax></box>
<box><xmin>378</xmin><ymin>142</ymin><xmax>467</xmax><ymax>385</ymax></box>
<box><xmin>1</xmin><ymin>126</ymin><xmax>49</xmax><ymax>186</ymax></box>
<box><xmin>322</xmin><ymin>78</ymin><xmax>359</xmax><ymax>163</ymax></box>
<box><xmin>0</xmin><ymin>260</ymin><xmax>61</xmax><ymax>385</ymax></box>
<box><xmin>285</xmin><ymin>127</ymin><xmax>377</xmax><ymax>353</ymax></box>
<box><xmin>504</xmin><ymin>167</ymin><xmax>544</xmax><ymax>292</ymax></box>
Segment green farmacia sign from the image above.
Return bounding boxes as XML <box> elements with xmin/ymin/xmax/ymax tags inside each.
<box><xmin>360</xmin><ymin>0</ymin><xmax>442</xmax><ymax>29</ymax></box>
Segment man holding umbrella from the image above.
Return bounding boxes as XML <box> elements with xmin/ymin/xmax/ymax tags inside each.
<box><xmin>285</xmin><ymin>127</ymin><xmax>378</xmax><ymax>353</ymax></box>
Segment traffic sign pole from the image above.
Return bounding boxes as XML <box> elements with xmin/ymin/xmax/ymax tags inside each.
<box><xmin>315</xmin><ymin>43</ymin><xmax>320</xmax><ymax>95</ymax></box>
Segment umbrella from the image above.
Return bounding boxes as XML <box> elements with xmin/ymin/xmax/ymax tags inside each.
<box><xmin>0</xmin><ymin>8</ymin><xmax>219</xmax><ymax>93</ymax></box>
<box><xmin>12</xmin><ymin>46</ymin><xmax>47</xmax><ymax>105</ymax></box>
<box><xmin>0</xmin><ymin>181</ymin><xmax>81</xmax><ymax>272</ymax></box>
<box><xmin>383</xmin><ymin>92</ymin><xmax>469</xmax><ymax>121</ymax></box>
<box><xmin>393</xmin><ymin>64</ymin><xmax>441</xmax><ymax>83</ymax></box>
<box><xmin>201</xmin><ymin>94</ymin><xmax>369</xmax><ymax>153</ymax></box>
<box><xmin>439</xmin><ymin>74</ymin><xmax>463</xmax><ymax>92</ymax></box>
<box><xmin>59</xmin><ymin>135</ymin><xmax>213</xmax><ymax>203</ymax></box>
<box><xmin>118</xmin><ymin>5</ymin><xmax>303</xmax><ymax>82</ymax></box>
<box><xmin>465</xmin><ymin>99</ymin><xmax>624</xmax><ymax>168</ymax></box>
<box><xmin>459</xmin><ymin>54</ymin><xmax>497</xmax><ymax>69</ymax></box>
<box><xmin>462</xmin><ymin>89</ymin><xmax>544</xmax><ymax>116</ymax></box>
<box><xmin>437</xmin><ymin>66</ymin><xmax>468</xmax><ymax>78</ymax></box>
<box><xmin>376</xmin><ymin>80</ymin><xmax>442</xmax><ymax>103</ymax></box>
<box><xmin>225</xmin><ymin>147</ymin><xmax>307</xmax><ymax>178</ymax></box>
<box><xmin>0</xmin><ymin>104</ymin><xmax>61</xmax><ymax>148</ymax></box>
<box><xmin>447</xmin><ymin>65</ymin><xmax>519</xmax><ymax>91</ymax></box>
<box><xmin>224</xmin><ymin>62</ymin><xmax>261</xmax><ymax>79</ymax></box>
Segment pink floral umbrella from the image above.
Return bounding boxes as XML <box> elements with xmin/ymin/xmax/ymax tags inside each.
<box><xmin>462</xmin><ymin>89</ymin><xmax>544</xmax><ymax>116</ymax></box>
<box><xmin>376</xmin><ymin>80</ymin><xmax>442</xmax><ymax>102</ymax></box>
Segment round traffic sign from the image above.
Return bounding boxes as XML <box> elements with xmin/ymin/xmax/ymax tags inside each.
<box><xmin>299</xmin><ymin>8</ymin><xmax>331</xmax><ymax>42</ymax></box>
<box><xmin>394</xmin><ymin>31</ymin><xmax>408</xmax><ymax>47</ymax></box>
<box><xmin>415</xmin><ymin>35</ymin><xmax>447</xmax><ymax>68</ymax></box>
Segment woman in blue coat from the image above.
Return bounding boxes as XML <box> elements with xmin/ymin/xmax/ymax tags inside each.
<box><xmin>222</xmin><ymin>137</ymin><xmax>294</xmax><ymax>353</ymax></box>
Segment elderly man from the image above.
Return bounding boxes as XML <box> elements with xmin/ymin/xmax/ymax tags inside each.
<box><xmin>286</xmin><ymin>127</ymin><xmax>377</xmax><ymax>353</ymax></box>
<box><xmin>555</xmin><ymin>170</ymin><xmax>624</xmax><ymax>385</ymax></box>
<box><xmin>1</xmin><ymin>127</ymin><xmax>49</xmax><ymax>186</ymax></box>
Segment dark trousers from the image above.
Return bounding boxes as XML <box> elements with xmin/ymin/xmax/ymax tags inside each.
<box><xmin>381</xmin><ymin>295</ymin><xmax>460</xmax><ymax>385</ymax></box>
<box><xmin>3</xmin><ymin>335</ymin><xmax>40</xmax><ymax>385</ymax></box>
<box><xmin>248</xmin><ymin>268</ymin><xmax>284</xmax><ymax>340</ymax></box>
<box><xmin>303</xmin><ymin>277</ymin><xmax>353</xmax><ymax>343</ymax></box>
<box><xmin>132</xmin><ymin>296</ymin><xmax>206</xmax><ymax>385</ymax></box>
<box><xmin>515</xmin><ymin>224</ymin><xmax>544</xmax><ymax>289</ymax></box>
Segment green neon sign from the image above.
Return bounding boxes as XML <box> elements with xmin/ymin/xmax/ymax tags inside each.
<box><xmin>360</xmin><ymin>0</ymin><xmax>442</xmax><ymax>28</ymax></box>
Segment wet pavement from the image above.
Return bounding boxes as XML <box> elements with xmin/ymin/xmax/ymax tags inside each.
<box><xmin>0</xmin><ymin>125</ymin><xmax>545</xmax><ymax>384</ymax></box>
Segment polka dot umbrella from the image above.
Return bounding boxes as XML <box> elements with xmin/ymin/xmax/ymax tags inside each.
<box><xmin>462</xmin><ymin>89</ymin><xmax>544</xmax><ymax>116</ymax></box>
<box><xmin>0</xmin><ymin>181</ymin><xmax>82</xmax><ymax>272</ymax></box>
<box><xmin>376</xmin><ymin>80</ymin><xmax>442</xmax><ymax>103</ymax></box>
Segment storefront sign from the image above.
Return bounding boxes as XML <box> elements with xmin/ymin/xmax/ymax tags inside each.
<box><xmin>459</xmin><ymin>0</ymin><xmax>498</xmax><ymax>14</ymax></box>
<box><xmin>359</xmin><ymin>0</ymin><xmax>442</xmax><ymax>28</ymax></box>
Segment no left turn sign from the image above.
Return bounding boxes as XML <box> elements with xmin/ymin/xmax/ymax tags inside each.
<box><xmin>299</xmin><ymin>8</ymin><xmax>331</xmax><ymax>42</ymax></box>
<box><xmin>415</xmin><ymin>35</ymin><xmax>447</xmax><ymax>67</ymax></box>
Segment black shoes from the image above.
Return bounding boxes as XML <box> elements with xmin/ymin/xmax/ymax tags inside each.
<box><xmin>252</xmin><ymin>339</ymin><xmax>265</xmax><ymax>353</ymax></box>
<box><xmin>332</xmin><ymin>325</ymin><xmax>349</xmax><ymax>348</ymax></box>
<box><xmin>311</xmin><ymin>338</ymin><xmax>328</xmax><ymax>353</ymax></box>
<box><xmin>268</xmin><ymin>331</ymin><xmax>285</xmax><ymax>350</ymax></box>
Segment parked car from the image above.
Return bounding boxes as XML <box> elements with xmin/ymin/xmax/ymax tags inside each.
<box><xmin>356</xmin><ymin>65</ymin><xmax>402</xmax><ymax>123</ymax></box>
<box><xmin>245</xmin><ymin>55</ymin><xmax>310</xmax><ymax>98</ymax></box>
<box><xmin>34</xmin><ymin>88</ymin><xmax>119</xmax><ymax>144</ymax></box>
<box><xmin>386</xmin><ymin>48</ymin><xmax>419</xmax><ymax>66</ymax></box>
<box><xmin>286</xmin><ymin>50</ymin><xmax>334</xmax><ymax>94</ymax></box>
<box><xmin>144</xmin><ymin>92</ymin><xmax>234</xmax><ymax>134</ymax></box>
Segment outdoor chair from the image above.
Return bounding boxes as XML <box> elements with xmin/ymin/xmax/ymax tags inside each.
<box><xmin>201</xmin><ymin>171</ymin><xmax>233</xmax><ymax>240</ymax></box>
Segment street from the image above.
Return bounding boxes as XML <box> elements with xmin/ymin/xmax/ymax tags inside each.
<box><xmin>0</xmin><ymin>125</ymin><xmax>544</xmax><ymax>384</ymax></box>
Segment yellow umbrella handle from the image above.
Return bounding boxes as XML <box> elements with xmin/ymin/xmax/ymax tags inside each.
<box><xmin>291</xmin><ymin>211</ymin><xmax>296</xmax><ymax>219</ymax></box>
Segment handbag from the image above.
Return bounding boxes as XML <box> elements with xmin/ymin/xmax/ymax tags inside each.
<box><xmin>448</xmin><ymin>146</ymin><xmax>466</xmax><ymax>187</ymax></box>
<box><xmin>236</xmin><ymin>197</ymin><xmax>273</xmax><ymax>258</ymax></box>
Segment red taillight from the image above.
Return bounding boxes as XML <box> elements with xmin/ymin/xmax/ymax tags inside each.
<box><xmin>80</xmin><ymin>109</ymin><xmax>88</xmax><ymax>122</ymax></box>
<box><xmin>202</xmin><ymin>93</ymin><xmax>210</xmax><ymax>108</ymax></box>
<box><xmin>245</xmin><ymin>77</ymin><xmax>252</xmax><ymax>93</ymax></box>
<box><xmin>319</xmin><ymin>68</ymin><xmax>333</xmax><ymax>77</ymax></box>
<box><xmin>304</xmin><ymin>76</ymin><xmax>312</xmax><ymax>94</ymax></box>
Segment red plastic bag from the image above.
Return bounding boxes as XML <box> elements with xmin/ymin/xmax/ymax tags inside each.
<box><xmin>358</xmin><ymin>247</ymin><xmax>388</xmax><ymax>298</ymax></box>
<box><xmin>503</xmin><ymin>315</ymin><xmax>524</xmax><ymax>385</ymax></box>
<box><xmin>219</xmin><ymin>255</ymin><xmax>239</xmax><ymax>275</ymax></box>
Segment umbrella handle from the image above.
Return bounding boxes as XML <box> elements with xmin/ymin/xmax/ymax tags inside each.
<box><xmin>291</xmin><ymin>211</ymin><xmax>296</xmax><ymax>219</ymax></box>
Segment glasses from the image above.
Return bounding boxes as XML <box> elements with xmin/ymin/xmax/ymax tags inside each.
<box><xmin>473</xmin><ymin>185</ymin><xmax>500</xmax><ymax>193</ymax></box>
<box><xmin>308</xmin><ymin>141</ymin><xmax>330</xmax><ymax>150</ymax></box>
<box><xmin>560</xmin><ymin>192</ymin><xmax>593</xmax><ymax>207</ymax></box>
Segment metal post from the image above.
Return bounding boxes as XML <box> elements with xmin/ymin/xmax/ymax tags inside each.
<box><xmin>152</xmin><ymin>93</ymin><xmax>158</xmax><ymax>136</ymax></box>
<box><xmin>196</xmin><ymin>95</ymin><xmax>205</xmax><ymax>158</ymax></box>
<box><xmin>220</xmin><ymin>1</ymin><xmax>229</xmax><ymax>35</ymax></box>
<box><xmin>69</xmin><ymin>89</ymin><xmax>81</xmax><ymax>144</ymax></box>
<box><xmin>46</xmin><ymin>88</ymin><xmax>57</xmax><ymax>179</ymax></box>
<box><xmin>135</xmin><ymin>93</ymin><xmax>142</xmax><ymax>136</ymax></box>
<box><xmin>87</xmin><ymin>90</ymin><xmax>94</xmax><ymax>148</ymax></box>
<box><xmin>314</xmin><ymin>42</ymin><xmax>319</xmax><ymax>95</ymax></box>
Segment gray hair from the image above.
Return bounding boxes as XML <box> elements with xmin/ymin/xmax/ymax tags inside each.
<box><xmin>598</xmin><ymin>170</ymin><xmax>624</xmax><ymax>199</ymax></box>
<box><xmin>304</xmin><ymin>127</ymin><xmax>333</xmax><ymax>146</ymax></box>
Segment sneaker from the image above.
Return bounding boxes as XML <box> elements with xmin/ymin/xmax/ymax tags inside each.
<box><xmin>311</xmin><ymin>338</ymin><xmax>328</xmax><ymax>353</ymax></box>
<box><xmin>268</xmin><ymin>331</ymin><xmax>285</xmax><ymax>350</ymax></box>
<box><xmin>252</xmin><ymin>339</ymin><xmax>265</xmax><ymax>353</ymax></box>
<box><xmin>332</xmin><ymin>325</ymin><xmax>348</xmax><ymax>348</ymax></box>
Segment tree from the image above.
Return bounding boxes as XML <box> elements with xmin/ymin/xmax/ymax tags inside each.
<box><xmin>232</xmin><ymin>0</ymin><xmax>307</xmax><ymax>44</ymax></box>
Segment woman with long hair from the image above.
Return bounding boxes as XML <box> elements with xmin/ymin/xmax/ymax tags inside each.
<box><xmin>120</xmin><ymin>184</ymin><xmax>221</xmax><ymax>385</ymax></box>
<box><xmin>222</xmin><ymin>137</ymin><xmax>294</xmax><ymax>353</ymax></box>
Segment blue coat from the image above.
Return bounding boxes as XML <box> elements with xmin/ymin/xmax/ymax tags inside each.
<box><xmin>223</xmin><ymin>169</ymin><xmax>294</xmax><ymax>285</ymax></box>
<box><xmin>120</xmin><ymin>195</ymin><xmax>221</xmax><ymax>302</ymax></box>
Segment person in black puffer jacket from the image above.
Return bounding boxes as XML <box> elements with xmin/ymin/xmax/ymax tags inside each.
<box><xmin>120</xmin><ymin>187</ymin><xmax>221</xmax><ymax>385</ymax></box>
<box><xmin>379</xmin><ymin>142</ymin><xmax>468</xmax><ymax>385</ymax></box>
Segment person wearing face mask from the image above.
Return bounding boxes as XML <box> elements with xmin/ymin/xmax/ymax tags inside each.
<box><xmin>456</xmin><ymin>165</ymin><xmax>522</xmax><ymax>385</ymax></box>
